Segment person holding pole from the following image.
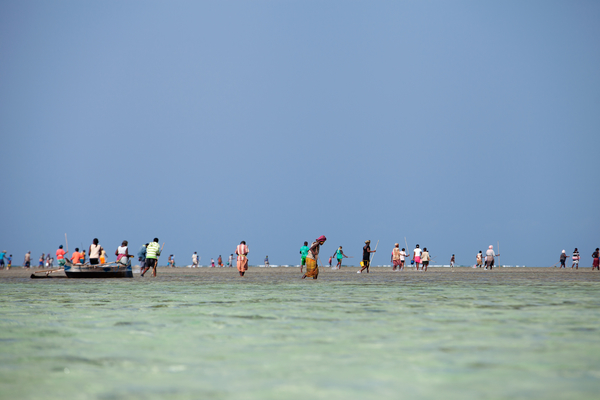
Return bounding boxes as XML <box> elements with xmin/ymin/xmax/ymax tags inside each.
<box><xmin>485</xmin><ymin>245</ymin><xmax>499</xmax><ymax>270</ymax></box>
<box><xmin>141</xmin><ymin>238</ymin><xmax>161</xmax><ymax>277</ymax></box>
<box><xmin>359</xmin><ymin>240</ymin><xmax>376</xmax><ymax>274</ymax></box>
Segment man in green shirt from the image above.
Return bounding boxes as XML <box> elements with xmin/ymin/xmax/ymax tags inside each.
<box><xmin>299</xmin><ymin>241</ymin><xmax>309</xmax><ymax>273</ymax></box>
<box><xmin>141</xmin><ymin>238</ymin><xmax>161</xmax><ymax>277</ymax></box>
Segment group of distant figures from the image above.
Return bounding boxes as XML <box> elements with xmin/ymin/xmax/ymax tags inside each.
<box><xmin>558</xmin><ymin>248</ymin><xmax>600</xmax><ymax>270</ymax></box>
<box><xmin>2</xmin><ymin>241</ymin><xmax>600</xmax><ymax>273</ymax></box>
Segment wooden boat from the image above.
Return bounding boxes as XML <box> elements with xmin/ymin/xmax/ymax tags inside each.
<box><xmin>63</xmin><ymin>258</ymin><xmax>133</xmax><ymax>278</ymax></box>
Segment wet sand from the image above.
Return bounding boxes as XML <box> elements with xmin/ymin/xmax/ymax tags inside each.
<box><xmin>5</xmin><ymin>265</ymin><xmax>600</xmax><ymax>284</ymax></box>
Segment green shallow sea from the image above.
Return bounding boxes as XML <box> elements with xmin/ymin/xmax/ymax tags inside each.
<box><xmin>1</xmin><ymin>268</ymin><xmax>599</xmax><ymax>399</ymax></box>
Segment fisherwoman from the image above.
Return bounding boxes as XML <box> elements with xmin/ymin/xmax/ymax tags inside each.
<box><xmin>115</xmin><ymin>240</ymin><xmax>132</xmax><ymax>264</ymax></box>
<box><xmin>236</xmin><ymin>241</ymin><xmax>249</xmax><ymax>276</ymax></box>
<box><xmin>302</xmin><ymin>235</ymin><xmax>326</xmax><ymax>279</ymax></box>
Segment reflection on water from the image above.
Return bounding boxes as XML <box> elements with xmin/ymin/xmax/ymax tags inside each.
<box><xmin>1</xmin><ymin>268</ymin><xmax>599</xmax><ymax>399</ymax></box>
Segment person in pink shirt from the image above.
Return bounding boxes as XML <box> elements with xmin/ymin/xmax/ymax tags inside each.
<box><xmin>56</xmin><ymin>245</ymin><xmax>68</xmax><ymax>267</ymax></box>
<box><xmin>236</xmin><ymin>241</ymin><xmax>249</xmax><ymax>276</ymax></box>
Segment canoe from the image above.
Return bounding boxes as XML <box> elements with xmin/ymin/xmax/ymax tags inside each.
<box><xmin>63</xmin><ymin>258</ymin><xmax>133</xmax><ymax>278</ymax></box>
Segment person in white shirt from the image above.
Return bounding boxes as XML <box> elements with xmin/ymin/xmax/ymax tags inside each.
<box><xmin>413</xmin><ymin>245</ymin><xmax>422</xmax><ymax>271</ymax></box>
<box><xmin>192</xmin><ymin>252</ymin><xmax>199</xmax><ymax>268</ymax></box>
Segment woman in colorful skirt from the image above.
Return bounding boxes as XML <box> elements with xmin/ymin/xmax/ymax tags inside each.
<box><xmin>302</xmin><ymin>235</ymin><xmax>326</xmax><ymax>279</ymax></box>
<box><xmin>236</xmin><ymin>241</ymin><xmax>249</xmax><ymax>276</ymax></box>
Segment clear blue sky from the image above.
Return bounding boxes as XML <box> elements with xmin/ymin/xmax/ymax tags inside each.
<box><xmin>1</xmin><ymin>1</ymin><xmax>599</xmax><ymax>267</ymax></box>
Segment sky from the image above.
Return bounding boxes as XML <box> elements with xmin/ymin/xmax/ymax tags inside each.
<box><xmin>1</xmin><ymin>0</ymin><xmax>599</xmax><ymax>267</ymax></box>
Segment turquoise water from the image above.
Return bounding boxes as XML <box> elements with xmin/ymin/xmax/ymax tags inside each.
<box><xmin>1</xmin><ymin>268</ymin><xmax>600</xmax><ymax>399</ymax></box>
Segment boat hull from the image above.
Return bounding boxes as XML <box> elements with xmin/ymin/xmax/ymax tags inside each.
<box><xmin>64</xmin><ymin>259</ymin><xmax>133</xmax><ymax>278</ymax></box>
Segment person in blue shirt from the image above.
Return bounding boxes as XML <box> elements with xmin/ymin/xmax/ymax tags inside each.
<box><xmin>137</xmin><ymin>243</ymin><xmax>147</xmax><ymax>268</ymax></box>
<box><xmin>0</xmin><ymin>250</ymin><xmax>6</xmax><ymax>269</ymax></box>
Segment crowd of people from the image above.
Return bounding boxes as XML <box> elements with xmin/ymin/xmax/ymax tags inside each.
<box><xmin>2</xmin><ymin>239</ymin><xmax>600</xmax><ymax>278</ymax></box>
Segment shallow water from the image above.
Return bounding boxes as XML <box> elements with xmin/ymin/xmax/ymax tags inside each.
<box><xmin>1</xmin><ymin>268</ymin><xmax>599</xmax><ymax>399</ymax></box>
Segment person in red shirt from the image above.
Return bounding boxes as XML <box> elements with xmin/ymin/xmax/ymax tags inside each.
<box><xmin>71</xmin><ymin>248</ymin><xmax>81</xmax><ymax>264</ymax></box>
<box><xmin>56</xmin><ymin>245</ymin><xmax>68</xmax><ymax>267</ymax></box>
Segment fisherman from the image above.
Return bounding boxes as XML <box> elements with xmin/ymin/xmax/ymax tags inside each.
<box><xmin>450</xmin><ymin>254</ymin><xmax>455</xmax><ymax>269</ymax></box>
<box><xmin>391</xmin><ymin>244</ymin><xmax>401</xmax><ymax>271</ymax></box>
<box><xmin>71</xmin><ymin>248</ymin><xmax>81</xmax><ymax>264</ymax></box>
<box><xmin>138</xmin><ymin>243</ymin><xmax>148</xmax><ymax>268</ymax></box>
<box><xmin>413</xmin><ymin>245</ymin><xmax>422</xmax><ymax>271</ymax></box>
<box><xmin>559</xmin><ymin>250</ymin><xmax>569</xmax><ymax>269</ymax></box>
<box><xmin>485</xmin><ymin>245</ymin><xmax>498</xmax><ymax>269</ymax></box>
<box><xmin>333</xmin><ymin>246</ymin><xmax>348</xmax><ymax>270</ymax></box>
<box><xmin>359</xmin><ymin>240</ymin><xmax>376</xmax><ymax>274</ymax></box>
<box><xmin>39</xmin><ymin>253</ymin><xmax>45</xmax><ymax>267</ymax></box>
<box><xmin>218</xmin><ymin>255</ymin><xmax>223</xmax><ymax>267</ymax></box>
<box><xmin>236</xmin><ymin>241</ymin><xmax>249</xmax><ymax>276</ymax></box>
<box><xmin>56</xmin><ymin>245</ymin><xmax>68</xmax><ymax>267</ymax></box>
<box><xmin>23</xmin><ymin>251</ymin><xmax>31</xmax><ymax>268</ymax></box>
<box><xmin>399</xmin><ymin>248</ymin><xmax>409</xmax><ymax>271</ymax></box>
<box><xmin>141</xmin><ymin>238</ymin><xmax>161</xmax><ymax>277</ymax></box>
<box><xmin>192</xmin><ymin>252</ymin><xmax>199</xmax><ymax>268</ymax></box>
<box><xmin>421</xmin><ymin>247</ymin><xmax>431</xmax><ymax>271</ymax></box>
<box><xmin>89</xmin><ymin>238</ymin><xmax>103</xmax><ymax>265</ymax></box>
<box><xmin>299</xmin><ymin>241</ymin><xmax>309</xmax><ymax>273</ymax></box>
<box><xmin>0</xmin><ymin>250</ymin><xmax>6</xmax><ymax>269</ymax></box>
<box><xmin>592</xmin><ymin>248</ymin><xmax>599</xmax><ymax>271</ymax></box>
<box><xmin>302</xmin><ymin>235</ymin><xmax>326</xmax><ymax>279</ymax></box>
<box><xmin>264</xmin><ymin>255</ymin><xmax>270</xmax><ymax>268</ymax></box>
<box><xmin>571</xmin><ymin>248</ymin><xmax>579</xmax><ymax>269</ymax></box>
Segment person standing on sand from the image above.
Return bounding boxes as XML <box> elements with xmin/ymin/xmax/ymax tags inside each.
<box><xmin>421</xmin><ymin>248</ymin><xmax>431</xmax><ymax>272</ymax></box>
<box><xmin>299</xmin><ymin>241</ymin><xmax>309</xmax><ymax>273</ymax></box>
<box><xmin>391</xmin><ymin>244</ymin><xmax>402</xmax><ymax>271</ymax></box>
<box><xmin>7</xmin><ymin>254</ymin><xmax>12</xmax><ymax>269</ymax></box>
<box><xmin>592</xmin><ymin>248</ymin><xmax>600</xmax><ymax>271</ymax></box>
<box><xmin>236</xmin><ymin>241</ymin><xmax>249</xmax><ymax>276</ymax></box>
<box><xmin>192</xmin><ymin>252</ymin><xmax>199</xmax><ymax>268</ymax></box>
<box><xmin>228</xmin><ymin>254</ymin><xmax>233</xmax><ymax>267</ymax></box>
<box><xmin>0</xmin><ymin>250</ymin><xmax>6</xmax><ymax>269</ymax></box>
<box><xmin>89</xmin><ymin>239</ymin><xmax>103</xmax><ymax>265</ymax></box>
<box><xmin>56</xmin><ymin>246</ymin><xmax>68</xmax><ymax>267</ymax></box>
<box><xmin>399</xmin><ymin>248</ymin><xmax>409</xmax><ymax>271</ymax></box>
<box><xmin>23</xmin><ymin>251</ymin><xmax>31</xmax><ymax>268</ymax></box>
<box><xmin>559</xmin><ymin>250</ymin><xmax>569</xmax><ymax>269</ymax></box>
<box><xmin>413</xmin><ymin>245</ymin><xmax>422</xmax><ymax>271</ymax></box>
<box><xmin>264</xmin><ymin>255</ymin><xmax>270</xmax><ymax>268</ymax></box>
<box><xmin>359</xmin><ymin>240</ymin><xmax>376</xmax><ymax>274</ymax></box>
<box><xmin>138</xmin><ymin>243</ymin><xmax>147</xmax><ymax>268</ymax></box>
<box><xmin>450</xmin><ymin>254</ymin><xmax>455</xmax><ymax>269</ymax></box>
<box><xmin>141</xmin><ymin>238</ymin><xmax>161</xmax><ymax>277</ymax></box>
<box><xmin>218</xmin><ymin>255</ymin><xmax>223</xmax><ymax>267</ymax></box>
<box><xmin>333</xmin><ymin>246</ymin><xmax>348</xmax><ymax>270</ymax></box>
<box><xmin>39</xmin><ymin>253</ymin><xmax>45</xmax><ymax>267</ymax></box>
<box><xmin>485</xmin><ymin>245</ymin><xmax>498</xmax><ymax>269</ymax></box>
<box><xmin>329</xmin><ymin>256</ymin><xmax>333</xmax><ymax>267</ymax></box>
<box><xmin>210</xmin><ymin>258</ymin><xmax>215</xmax><ymax>268</ymax></box>
<box><xmin>571</xmin><ymin>248</ymin><xmax>579</xmax><ymax>269</ymax></box>
<box><xmin>476</xmin><ymin>251</ymin><xmax>483</xmax><ymax>268</ymax></box>
<box><xmin>302</xmin><ymin>235</ymin><xmax>326</xmax><ymax>279</ymax></box>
